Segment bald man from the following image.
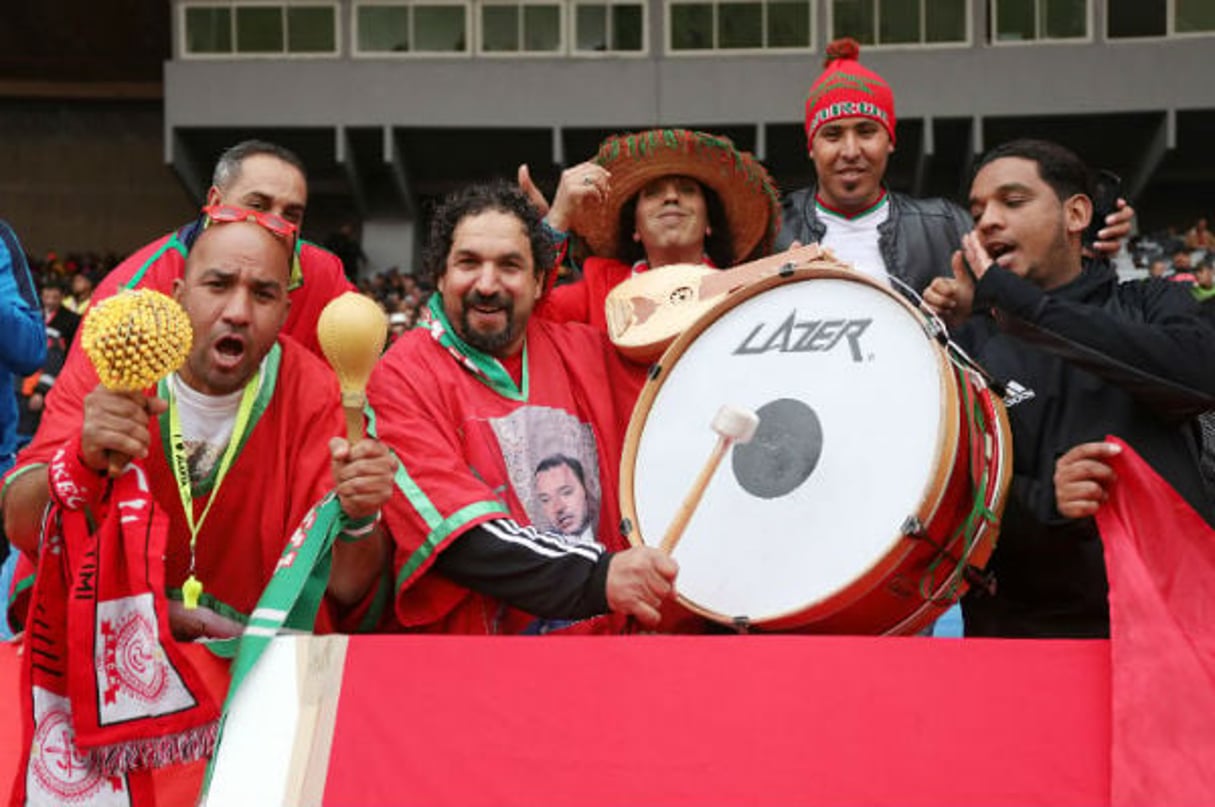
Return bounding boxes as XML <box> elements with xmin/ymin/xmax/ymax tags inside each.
<box><xmin>3</xmin><ymin>215</ymin><xmax>393</xmax><ymax>638</ymax></box>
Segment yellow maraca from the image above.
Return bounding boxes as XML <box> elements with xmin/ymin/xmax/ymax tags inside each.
<box><xmin>316</xmin><ymin>292</ymin><xmax>388</xmax><ymax>443</ymax></box>
<box><xmin>80</xmin><ymin>288</ymin><xmax>193</xmax><ymax>476</ymax></box>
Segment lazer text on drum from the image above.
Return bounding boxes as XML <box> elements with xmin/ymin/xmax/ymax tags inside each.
<box><xmin>733</xmin><ymin>311</ymin><xmax>872</xmax><ymax>361</ymax></box>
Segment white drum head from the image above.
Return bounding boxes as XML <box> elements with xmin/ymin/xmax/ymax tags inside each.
<box><xmin>628</xmin><ymin>274</ymin><xmax>952</xmax><ymax>624</ymax></box>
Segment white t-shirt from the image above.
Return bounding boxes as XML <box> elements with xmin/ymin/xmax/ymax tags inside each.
<box><xmin>817</xmin><ymin>195</ymin><xmax>891</xmax><ymax>285</ymax></box>
<box><xmin>168</xmin><ymin>374</ymin><xmax>243</xmax><ymax>486</ymax></box>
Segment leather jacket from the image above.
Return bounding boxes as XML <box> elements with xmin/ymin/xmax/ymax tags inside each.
<box><xmin>776</xmin><ymin>185</ymin><xmax>973</xmax><ymax>295</ymax></box>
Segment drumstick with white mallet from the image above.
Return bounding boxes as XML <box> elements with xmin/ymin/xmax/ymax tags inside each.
<box><xmin>659</xmin><ymin>404</ymin><xmax>760</xmax><ymax>555</ymax></box>
<box><xmin>317</xmin><ymin>292</ymin><xmax>388</xmax><ymax>443</ymax></box>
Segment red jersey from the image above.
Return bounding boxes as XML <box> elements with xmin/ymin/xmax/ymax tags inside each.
<box><xmin>367</xmin><ymin>303</ymin><xmax>638</xmax><ymax>634</ymax></box>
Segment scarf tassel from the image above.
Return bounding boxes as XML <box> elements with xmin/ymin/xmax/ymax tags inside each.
<box><xmin>89</xmin><ymin>720</ymin><xmax>219</xmax><ymax>776</ymax></box>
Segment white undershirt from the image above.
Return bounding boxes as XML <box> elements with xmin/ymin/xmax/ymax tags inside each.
<box><xmin>817</xmin><ymin>197</ymin><xmax>891</xmax><ymax>285</ymax></box>
<box><xmin>168</xmin><ymin>374</ymin><xmax>243</xmax><ymax>486</ymax></box>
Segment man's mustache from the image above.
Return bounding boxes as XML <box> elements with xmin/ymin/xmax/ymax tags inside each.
<box><xmin>465</xmin><ymin>291</ymin><xmax>510</xmax><ymax>309</ymax></box>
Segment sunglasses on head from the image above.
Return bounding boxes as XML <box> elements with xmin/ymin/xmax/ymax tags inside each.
<box><xmin>202</xmin><ymin>204</ymin><xmax>299</xmax><ymax>240</ymax></box>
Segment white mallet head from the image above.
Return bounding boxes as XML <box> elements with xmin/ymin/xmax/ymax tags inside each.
<box><xmin>711</xmin><ymin>404</ymin><xmax>760</xmax><ymax>444</ymax></box>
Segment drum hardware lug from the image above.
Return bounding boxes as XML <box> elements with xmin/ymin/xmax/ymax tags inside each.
<box><xmin>922</xmin><ymin>317</ymin><xmax>949</xmax><ymax>345</ymax></box>
<box><xmin>901</xmin><ymin>516</ymin><xmax>926</xmax><ymax>537</ymax></box>
<box><xmin>647</xmin><ymin>363</ymin><xmax>662</xmax><ymax>381</ymax></box>
<box><xmin>964</xmin><ymin>565</ymin><xmax>997</xmax><ymax>597</ymax></box>
<box><xmin>619</xmin><ymin>518</ymin><xmax>633</xmax><ymax>539</ymax></box>
<box><xmin>731</xmin><ymin>616</ymin><xmax>752</xmax><ymax>634</ymax></box>
<box><xmin>778</xmin><ymin>261</ymin><xmax>797</xmax><ymax>278</ymax></box>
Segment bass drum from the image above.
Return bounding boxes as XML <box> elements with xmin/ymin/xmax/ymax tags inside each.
<box><xmin>621</xmin><ymin>268</ymin><xmax>1012</xmax><ymax>635</ymax></box>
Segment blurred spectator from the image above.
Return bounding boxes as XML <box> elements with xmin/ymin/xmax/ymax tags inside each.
<box><xmin>16</xmin><ymin>280</ymin><xmax>78</xmax><ymax>442</ymax></box>
<box><xmin>325</xmin><ymin>222</ymin><xmax>368</xmax><ymax>284</ymax></box>
<box><xmin>1172</xmin><ymin>249</ymin><xmax>1197</xmax><ymax>278</ymax></box>
<box><xmin>387</xmin><ymin>311</ymin><xmax>411</xmax><ymax>347</ymax></box>
<box><xmin>1147</xmin><ymin>258</ymin><xmax>1170</xmax><ymax>279</ymax></box>
<box><xmin>64</xmin><ymin>269</ymin><xmax>95</xmax><ymax>315</ymax></box>
<box><xmin>1193</xmin><ymin>257</ymin><xmax>1215</xmax><ymax>303</ymax></box>
<box><xmin>39</xmin><ymin>280</ymin><xmax>79</xmax><ymax>347</ymax></box>
<box><xmin>1185</xmin><ymin>217</ymin><xmax>1215</xmax><ymax>251</ymax></box>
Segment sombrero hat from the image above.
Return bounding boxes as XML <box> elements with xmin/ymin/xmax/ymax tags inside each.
<box><xmin>576</xmin><ymin>129</ymin><xmax>780</xmax><ymax>263</ymax></box>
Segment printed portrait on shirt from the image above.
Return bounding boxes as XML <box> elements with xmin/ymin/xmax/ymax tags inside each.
<box><xmin>489</xmin><ymin>405</ymin><xmax>602</xmax><ymax>547</ymax></box>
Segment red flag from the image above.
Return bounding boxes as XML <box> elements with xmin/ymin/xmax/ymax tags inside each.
<box><xmin>1096</xmin><ymin>437</ymin><xmax>1215</xmax><ymax>806</ymax></box>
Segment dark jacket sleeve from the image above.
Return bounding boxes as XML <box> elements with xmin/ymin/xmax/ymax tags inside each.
<box><xmin>0</xmin><ymin>221</ymin><xmax>46</xmax><ymax>376</ymax></box>
<box><xmin>975</xmin><ymin>265</ymin><xmax>1215</xmax><ymax>419</ymax></box>
<box><xmin>434</xmin><ymin>518</ymin><xmax>611</xmax><ymax>619</ymax></box>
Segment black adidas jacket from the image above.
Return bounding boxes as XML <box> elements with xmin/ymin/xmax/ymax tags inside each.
<box><xmin>957</xmin><ymin>259</ymin><xmax>1215</xmax><ymax>638</ymax></box>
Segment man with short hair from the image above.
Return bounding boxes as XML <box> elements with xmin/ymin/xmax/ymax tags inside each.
<box><xmin>367</xmin><ymin>181</ymin><xmax>677</xmax><ymax>634</ymax></box>
<box><xmin>534</xmin><ymin>454</ymin><xmax>594</xmax><ymax>545</ymax></box>
<box><xmin>779</xmin><ymin>39</ymin><xmax>1130</xmax><ymax>294</ymax></box>
<box><xmin>5</xmin><ymin>217</ymin><xmax>394</xmax><ymax>635</ymax></box>
<box><xmin>7</xmin><ymin>216</ymin><xmax>394</xmax><ymax>806</ymax></box>
<box><xmin>924</xmin><ymin>139</ymin><xmax>1215</xmax><ymax>638</ymax></box>
<box><xmin>3</xmin><ymin>139</ymin><xmax>354</xmax><ymax>553</ymax></box>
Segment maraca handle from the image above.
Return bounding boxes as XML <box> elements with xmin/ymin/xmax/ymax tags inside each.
<box><xmin>344</xmin><ymin>406</ymin><xmax>364</xmax><ymax>444</ymax></box>
<box><xmin>341</xmin><ymin>391</ymin><xmax>367</xmax><ymax>444</ymax></box>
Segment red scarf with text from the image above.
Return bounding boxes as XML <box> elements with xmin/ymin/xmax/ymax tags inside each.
<box><xmin>11</xmin><ymin>460</ymin><xmax>219</xmax><ymax>807</ymax></box>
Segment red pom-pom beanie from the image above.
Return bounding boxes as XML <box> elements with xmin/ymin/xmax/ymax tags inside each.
<box><xmin>803</xmin><ymin>38</ymin><xmax>897</xmax><ymax>148</ymax></box>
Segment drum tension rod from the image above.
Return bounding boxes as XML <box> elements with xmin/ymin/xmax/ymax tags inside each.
<box><xmin>619</xmin><ymin>518</ymin><xmax>634</xmax><ymax>539</ymax></box>
<box><xmin>777</xmin><ymin>261</ymin><xmax>797</xmax><ymax>278</ymax></box>
<box><xmin>902</xmin><ymin>517</ymin><xmax>997</xmax><ymax>598</ymax></box>
<box><xmin>731</xmin><ymin>616</ymin><xmax>752</xmax><ymax>634</ymax></box>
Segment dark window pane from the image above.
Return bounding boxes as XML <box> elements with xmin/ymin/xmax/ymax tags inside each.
<box><xmin>720</xmin><ymin>2</ymin><xmax>762</xmax><ymax>48</ymax></box>
<box><xmin>833</xmin><ymin>0</ymin><xmax>875</xmax><ymax>45</ymax></box>
<box><xmin>185</xmin><ymin>7</ymin><xmax>232</xmax><ymax>53</ymax></box>
<box><xmin>671</xmin><ymin>3</ymin><xmax>714</xmax><ymax>49</ymax></box>
<box><xmin>1176</xmin><ymin>0</ymin><xmax>1215</xmax><ymax>32</ymax></box>
<box><xmin>926</xmin><ymin>0</ymin><xmax>966</xmax><ymax>42</ymax></box>
<box><xmin>236</xmin><ymin>6</ymin><xmax>284</xmax><ymax>52</ymax></box>
<box><xmin>358</xmin><ymin>6</ymin><xmax>410</xmax><ymax>52</ymax></box>
<box><xmin>995</xmin><ymin>0</ymin><xmax>1034</xmax><ymax>41</ymax></box>
<box><xmin>1044</xmin><ymin>0</ymin><xmax>1085</xmax><ymax>38</ymax></box>
<box><xmin>768</xmin><ymin>0</ymin><xmax>810</xmax><ymax>47</ymax></box>
<box><xmin>524</xmin><ymin>5</ymin><xmax>561</xmax><ymax>50</ymax></box>
<box><xmin>612</xmin><ymin>4</ymin><xmax>644</xmax><ymax>49</ymax></box>
<box><xmin>415</xmin><ymin>5</ymin><xmax>466</xmax><ymax>51</ymax></box>
<box><xmin>1107</xmin><ymin>0</ymin><xmax>1165</xmax><ymax>38</ymax></box>
<box><xmin>878</xmin><ymin>0</ymin><xmax>920</xmax><ymax>43</ymax></box>
<box><xmin>576</xmin><ymin>4</ymin><xmax>608</xmax><ymax>49</ymax></box>
<box><xmin>482</xmin><ymin>5</ymin><xmax>519</xmax><ymax>50</ymax></box>
<box><xmin>287</xmin><ymin>7</ymin><xmax>335</xmax><ymax>52</ymax></box>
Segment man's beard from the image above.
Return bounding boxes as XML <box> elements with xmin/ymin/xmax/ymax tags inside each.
<box><xmin>459</xmin><ymin>290</ymin><xmax>517</xmax><ymax>355</ymax></box>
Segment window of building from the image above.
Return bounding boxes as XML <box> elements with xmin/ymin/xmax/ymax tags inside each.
<box><xmin>990</xmin><ymin>0</ymin><xmax>1087</xmax><ymax>43</ymax></box>
<box><xmin>573</xmin><ymin>2</ymin><xmax>645</xmax><ymax>52</ymax></box>
<box><xmin>353</xmin><ymin>1</ymin><xmax>469</xmax><ymax>53</ymax></box>
<box><xmin>480</xmin><ymin>1</ymin><xmax>562</xmax><ymax>53</ymax></box>
<box><xmin>182</xmin><ymin>2</ymin><xmax>338</xmax><ymax>56</ymax></box>
<box><xmin>668</xmin><ymin>0</ymin><xmax>812</xmax><ymax>52</ymax></box>
<box><xmin>1108</xmin><ymin>0</ymin><xmax>1215</xmax><ymax>38</ymax></box>
<box><xmin>830</xmin><ymin>0</ymin><xmax>967</xmax><ymax>46</ymax></box>
<box><xmin>356</xmin><ymin>4</ymin><xmax>411</xmax><ymax>51</ymax></box>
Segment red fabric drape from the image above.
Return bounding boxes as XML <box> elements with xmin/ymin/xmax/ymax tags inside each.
<box><xmin>1096</xmin><ymin>437</ymin><xmax>1215</xmax><ymax>807</ymax></box>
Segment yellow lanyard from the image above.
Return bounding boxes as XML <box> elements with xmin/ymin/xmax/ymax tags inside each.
<box><xmin>167</xmin><ymin>372</ymin><xmax>260</xmax><ymax>609</ymax></box>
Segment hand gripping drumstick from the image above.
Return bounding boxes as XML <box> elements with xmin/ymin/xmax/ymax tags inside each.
<box><xmin>659</xmin><ymin>404</ymin><xmax>760</xmax><ymax>555</ymax></box>
<box><xmin>317</xmin><ymin>292</ymin><xmax>388</xmax><ymax>444</ymax></box>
